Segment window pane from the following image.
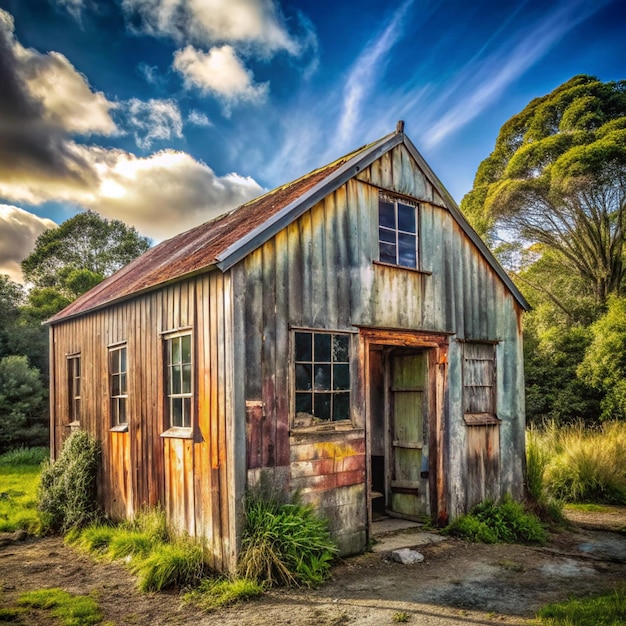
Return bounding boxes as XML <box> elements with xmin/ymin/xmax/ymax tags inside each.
<box><xmin>315</xmin><ymin>393</ymin><xmax>331</xmax><ymax>420</ymax></box>
<box><xmin>119</xmin><ymin>398</ymin><xmax>127</xmax><ymax>424</ymax></box>
<box><xmin>169</xmin><ymin>337</ymin><xmax>180</xmax><ymax>364</ymax></box>
<box><xmin>112</xmin><ymin>374</ymin><xmax>120</xmax><ymax>397</ymax></box>
<box><xmin>379</xmin><ymin>200</ymin><xmax>396</xmax><ymax>229</ymax></box>
<box><xmin>120</xmin><ymin>348</ymin><xmax>126</xmax><ymax>373</ymax></box>
<box><xmin>314</xmin><ymin>364</ymin><xmax>331</xmax><ymax>390</ymax></box>
<box><xmin>182</xmin><ymin>397</ymin><xmax>192</xmax><ymax>428</ymax></box>
<box><xmin>110</xmin><ymin>352</ymin><xmax>118</xmax><ymax>375</ymax></box>
<box><xmin>181</xmin><ymin>335</ymin><xmax>192</xmax><ymax>363</ymax></box>
<box><xmin>74</xmin><ymin>399</ymin><xmax>81</xmax><ymax>421</ymax></box>
<box><xmin>75</xmin><ymin>377</ymin><xmax>80</xmax><ymax>396</ymax></box>
<box><xmin>333</xmin><ymin>335</ymin><xmax>349</xmax><ymax>362</ymax></box>
<box><xmin>120</xmin><ymin>373</ymin><xmax>127</xmax><ymax>394</ymax></box>
<box><xmin>398</xmin><ymin>234</ymin><xmax>417</xmax><ymax>268</ymax></box>
<box><xmin>333</xmin><ymin>364</ymin><xmax>349</xmax><ymax>390</ymax></box>
<box><xmin>295</xmin><ymin>363</ymin><xmax>312</xmax><ymax>390</ymax></box>
<box><xmin>295</xmin><ymin>393</ymin><xmax>312</xmax><ymax>414</ymax></box>
<box><xmin>314</xmin><ymin>333</ymin><xmax>331</xmax><ymax>362</ymax></box>
<box><xmin>397</xmin><ymin>203</ymin><xmax>416</xmax><ymax>233</ymax></box>
<box><xmin>171</xmin><ymin>365</ymin><xmax>181</xmax><ymax>394</ymax></box>
<box><xmin>295</xmin><ymin>332</ymin><xmax>312</xmax><ymax>361</ymax></box>
<box><xmin>171</xmin><ymin>398</ymin><xmax>182</xmax><ymax>427</ymax></box>
<box><xmin>182</xmin><ymin>364</ymin><xmax>192</xmax><ymax>394</ymax></box>
<box><xmin>379</xmin><ymin>242</ymin><xmax>397</xmax><ymax>264</ymax></box>
<box><xmin>379</xmin><ymin>227</ymin><xmax>396</xmax><ymax>243</ymax></box>
<box><xmin>75</xmin><ymin>359</ymin><xmax>80</xmax><ymax>377</ymax></box>
<box><xmin>333</xmin><ymin>393</ymin><xmax>350</xmax><ymax>421</ymax></box>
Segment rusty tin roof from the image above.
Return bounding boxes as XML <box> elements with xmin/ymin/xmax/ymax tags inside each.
<box><xmin>47</xmin><ymin>128</ymin><xmax>529</xmax><ymax>324</ymax></box>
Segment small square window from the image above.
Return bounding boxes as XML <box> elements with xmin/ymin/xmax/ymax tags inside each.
<box><xmin>293</xmin><ymin>331</ymin><xmax>351</xmax><ymax>424</ymax></box>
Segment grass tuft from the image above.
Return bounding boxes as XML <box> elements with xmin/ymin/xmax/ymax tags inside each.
<box><xmin>131</xmin><ymin>539</ymin><xmax>206</xmax><ymax>592</ymax></box>
<box><xmin>17</xmin><ymin>588</ymin><xmax>103</xmax><ymax>626</ymax></box>
<box><xmin>185</xmin><ymin>577</ymin><xmax>265</xmax><ymax>611</ymax></box>
<box><xmin>444</xmin><ymin>497</ymin><xmax>548</xmax><ymax>545</ymax></box>
<box><xmin>0</xmin><ymin>447</ymin><xmax>48</xmax><ymax>467</ymax></box>
<box><xmin>536</xmin><ymin>585</ymin><xmax>626</xmax><ymax>625</ymax></box>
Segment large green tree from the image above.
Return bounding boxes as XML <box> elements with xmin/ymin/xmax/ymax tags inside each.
<box><xmin>461</xmin><ymin>75</ymin><xmax>626</xmax><ymax>306</ymax></box>
<box><xmin>22</xmin><ymin>210</ymin><xmax>151</xmax><ymax>299</ymax></box>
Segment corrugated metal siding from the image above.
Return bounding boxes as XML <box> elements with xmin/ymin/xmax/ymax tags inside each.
<box><xmin>236</xmin><ymin>142</ymin><xmax>525</xmax><ymax>540</ymax></box>
<box><xmin>49</xmin><ymin>273</ymin><xmax>235</xmax><ymax>571</ymax></box>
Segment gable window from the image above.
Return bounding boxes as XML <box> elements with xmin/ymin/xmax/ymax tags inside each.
<box><xmin>67</xmin><ymin>354</ymin><xmax>81</xmax><ymax>425</ymax></box>
<box><xmin>164</xmin><ymin>333</ymin><xmax>193</xmax><ymax>431</ymax></box>
<box><xmin>378</xmin><ymin>196</ymin><xmax>419</xmax><ymax>269</ymax></box>
<box><xmin>294</xmin><ymin>331</ymin><xmax>350</xmax><ymax>423</ymax></box>
<box><xmin>109</xmin><ymin>345</ymin><xmax>128</xmax><ymax>431</ymax></box>
<box><xmin>463</xmin><ymin>343</ymin><xmax>496</xmax><ymax>417</ymax></box>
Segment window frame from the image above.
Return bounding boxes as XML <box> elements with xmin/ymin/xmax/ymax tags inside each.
<box><xmin>161</xmin><ymin>331</ymin><xmax>194</xmax><ymax>438</ymax></box>
<box><xmin>462</xmin><ymin>342</ymin><xmax>499</xmax><ymax>424</ymax></box>
<box><xmin>292</xmin><ymin>329</ymin><xmax>352</xmax><ymax>429</ymax></box>
<box><xmin>67</xmin><ymin>353</ymin><xmax>81</xmax><ymax>426</ymax></box>
<box><xmin>377</xmin><ymin>194</ymin><xmax>420</xmax><ymax>270</ymax></box>
<box><xmin>109</xmin><ymin>344</ymin><xmax>129</xmax><ymax>432</ymax></box>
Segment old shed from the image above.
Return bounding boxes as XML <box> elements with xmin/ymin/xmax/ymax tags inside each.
<box><xmin>47</xmin><ymin>125</ymin><xmax>529</xmax><ymax>571</ymax></box>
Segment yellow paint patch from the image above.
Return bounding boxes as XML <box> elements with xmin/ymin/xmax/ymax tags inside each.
<box><xmin>314</xmin><ymin>442</ymin><xmax>357</xmax><ymax>460</ymax></box>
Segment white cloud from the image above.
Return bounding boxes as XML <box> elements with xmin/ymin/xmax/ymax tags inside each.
<box><xmin>335</xmin><ymin>0</ymin><xmax>414</xmax><ymax>148</ymax></box>
<box><xmin>0</xmin><ymin>205</ymin><xmax>56</xmax><ymax>283</ymax></box>
<box><xmin>188</xmin><ymin>110</ymin><xmax>212</xmax><ymax>127</ymax></box>
<box><xmin>56</xmin><ymin>0</ymin><xmax>85</xmax><ymax>20</ymax></box>
<box><xmin>173</xmin><ymin>45</ymin><xmax>268</xmax><ymax>104</ymax></box>
<box><xmin>123</xmin><ymin>98</ymin><xmax>183</xmax><ymax>149</ymax></box>
<box><xmin>421</xmin><ymin>0</ymin><xmax>609</xmax><ymax>148</ymax></box>
<box><xmin>121</xmin><ymin>0</ymin><xmax>300</xmax><ymax>54</ymax></box>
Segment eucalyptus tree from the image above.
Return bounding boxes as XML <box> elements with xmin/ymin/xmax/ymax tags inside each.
<box><xmin>461</xmin><ymin>75</ymin><xmax>626</xmax><ymax>306</ymax></box>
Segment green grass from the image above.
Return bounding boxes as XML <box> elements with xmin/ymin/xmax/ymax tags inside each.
<box><xmin>0</xmin><ymin>447</ymin><xmax>48</xmax><ymax>467</ymax></box>
<box><xmin>536</xmin><ymin>586</ymin><xmax>626</xmax><ymax>625</ymax></box>
<box><xmin>17</xmin><ymin>588</ymin><xmax>103</xmax><ymax>626</ymax></box>
<box><xmin>0</xmin><ymin>449</ymin><xmax>43</xmax><ymax>534</ymax></box>
<box><xmin>444</xmin><ymin>497</ymin><xmax>548</xmax><ymax>545</ymax></box>
<box><xmin>185</xmin><ymin>577</ymin><xmax>264</xmax><ymax>611</ymax></box>
<box><xmin>532</xmin><ymin>422</ymin><xmax>626</xmax><ymax>505</ymax></box>
<box><xmin>564</xmin><ymin>503</ymin><xmax>614</xmax><ymax>513</ymax></box>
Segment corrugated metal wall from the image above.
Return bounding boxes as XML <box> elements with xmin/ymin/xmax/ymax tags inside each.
<box><xmin>49</xmin><ymin>272</ymin><xmax>236</xmax><ymax>571</ymax></box>
<box><xmin>234</xmin><ymin>142</ymin><xmax>525</xmax><ymax>545</ymax></box>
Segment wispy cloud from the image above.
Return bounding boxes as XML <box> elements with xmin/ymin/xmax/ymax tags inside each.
<box><xmin>421</xmin><ymin>0</ymin><xmax>611</xmax><ymax>148</ymax></box>
<box><xmin>335</xmin><ymin>0</ymin><xmax>414</xmax><ymax>149</ymax></box>
<box><xmin>122</xmin><ymin>98</ymin><xmax>183</xmax><ymax>150</ymax></box>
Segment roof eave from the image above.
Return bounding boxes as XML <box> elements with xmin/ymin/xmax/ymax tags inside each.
<box><xmin>215</xmin><ymin>132</ymin><xmax>402</xmax><ymax>271</ymax></box>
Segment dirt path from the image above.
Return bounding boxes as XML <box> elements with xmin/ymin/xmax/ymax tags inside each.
<box><xmin>1</xmin><ymin>508</ymin><xmax>625</xmax><ymax>625</ymax></box>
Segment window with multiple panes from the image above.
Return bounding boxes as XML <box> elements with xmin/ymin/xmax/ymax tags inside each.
<box><xmin>463</xmin><ymin>343</ymin><xmax>496</xmax><ymax>415</ymax></box>
<box><xmin>67</xmin><ymin>354</ymin><xmax>81</xmax><ymax>424</ymax></box>
<box><xmin>109</xmin><ymin>345</ymin><xmax>128</xmax><ymax>428</ymax></box>
<box><xmin>165</xmin><ymin>334</ymin><xmax>193</xmax><ymax>429</ymax></box>
<box><xmin>378</xmin><ymin>196</ymin><xmax>419</xmax><ymax>269</ymax></box>
<box><xmin>294</xmin><ymin>331</ymin><xmax>350</xmax><ymax>422</ymax></box>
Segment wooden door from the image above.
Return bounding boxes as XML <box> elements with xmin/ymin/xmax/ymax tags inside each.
<box><xmin>389</xmin><ymin>352</ymin><xmax>429</xmax><ymax>519</ymax></box>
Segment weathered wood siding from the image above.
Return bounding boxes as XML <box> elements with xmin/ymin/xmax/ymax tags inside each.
<box><xmin>233</xmin><ymin>142</ymin><xmax>525</xmax><ymax>544</ymax></box>
<box><xmin>49</xmin><ymin>273</ymin><xmax>236</xmax><ymax>571</ymax></box>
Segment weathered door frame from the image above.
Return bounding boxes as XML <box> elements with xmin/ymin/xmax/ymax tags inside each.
<box><xmin>359</xmin><ymin>328</ymin><xmax>450</xmax><ymax>534</ymax></box>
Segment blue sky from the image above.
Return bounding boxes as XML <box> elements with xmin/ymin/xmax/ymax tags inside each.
<box><xmin>0</xmin><ymin>0</ymin><xmax>624</xmax><ymax>281</ymax></box>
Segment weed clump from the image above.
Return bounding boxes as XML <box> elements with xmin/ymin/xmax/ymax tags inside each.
<box><xmin>444</xmin><ymin>497</ymin><xmax>548</xmax><ymax>545</ymax></box>
<box><xmin>185</xmin><ymin>577</ymin><xmax>264</xmax><ymax>611</ymax></box>
<box><xmin>38</xmin><ymin>431</ymin><xmax>100</xmax><ymax>533</ymax></box>
<box><xmin>238</xmin><ymin>478</ymin><xmax>337</xmax><ymax>587</ymax></box>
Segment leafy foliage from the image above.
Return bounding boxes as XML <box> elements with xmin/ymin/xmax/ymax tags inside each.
<box><xmin>0</xmin><ymin>274</ymin><xmax>24</xmax><ymax>358</ymax></box>
<box><xmin>444</xmin><ymin>497</ymin><xmax>548</xmax><ymax>545</ymax></box>
<box><xmin>578</xmin><ymin>296</ymin><xmax>626</xmax><ymax>420</ymax></box>
<box><xmin>0</xmin><ymin>355</ymin><xmax>48</xmax><ymax>454</ymax></box>
<box><xmin>38</xmin><ymin>430</ymin><xmax>101</xmax><ymax>533</ymax></box>
<box><xmin>462</xmin><ymin>75</ymin><xmax>626</xmax><ymax>305</ymax></box>
<box><xmin>238</xmin><ymin>482</ymin><xmax>337</xmax><ymax>588</ymax></box>
<box><xmin>21</xmin><ymin>210</ymin><xmax>150</xmax><ymax>299</ymax></box>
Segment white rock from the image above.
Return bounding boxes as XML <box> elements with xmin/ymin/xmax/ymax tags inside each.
<box><xmin>391</xmin><ymin>548</ymin><xmax>424</xmax><ymax>564</ymax></box>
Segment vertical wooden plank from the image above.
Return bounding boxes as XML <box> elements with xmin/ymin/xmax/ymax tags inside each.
<box><xmin>334</xmin><ymin>185</ymin><xmax>351</xmax><ymax>329</ymax></box>
<box><xmin>299</xmin><ymin>209</ymin><xmax>313</xmax><ymax>326</ymax></box>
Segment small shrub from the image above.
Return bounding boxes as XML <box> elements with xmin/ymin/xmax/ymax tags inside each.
<box><xmin>444</xmin><ymin>497</ymin><xmax>548</xmax><ymax>545</ymax></box>
<box><xmin>131</xmin><ymin>539</ymin><xmax>206</xmax><ymax>592</ymax></box>
<box><xmin>186</xmin><ymin>577</ymin><xmax>264</xmax><ymax>611</ymax></box>
<box><xmin>238</xmin><ymin>488</ymin><xmax>337</xmax><ymax>587</ymax></box>
<box><xmin>38</xmin><ymin>431</ymin><xmax>101</xmax><ymax>533</ymax></box>
<box><xmin>68</xmin><ymin>524</ymin><xmax>116</xmax><ymax>555</ymax></box>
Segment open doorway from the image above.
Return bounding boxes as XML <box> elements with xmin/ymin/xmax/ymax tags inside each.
<box><xmin>368</xmin><ymin>345</ymin><xmax>431</xmax><ymax>522</ymax></box>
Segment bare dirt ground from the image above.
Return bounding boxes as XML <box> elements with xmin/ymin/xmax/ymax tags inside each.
<box><xmin>1</xmin><ymin>507</ymin><xmax>625</xmax><ymax>626</ymax></box>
